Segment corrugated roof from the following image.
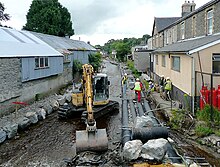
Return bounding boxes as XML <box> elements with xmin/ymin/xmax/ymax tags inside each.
<box><xmin>0</xmin><ymin>27</ymin><xmax>62</xmax><ymax>57</ymax></box>
<box><xmin>155</xmin><ymin>17</ymin><xmax>180</xmax><ymax>32</ymax></box>
<box><xmin>154</xmin><ymin>33</ymin><xmax>220</xmax><ymax>54</ymax></box>
<box><xmin>30</xmin><ymin>31</ymin><xmax>96</xmax><ymax>52</ymax></box>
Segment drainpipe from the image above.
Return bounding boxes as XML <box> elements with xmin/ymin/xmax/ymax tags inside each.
<box><xmin>191</xmin><ymin>54</ymin><xmax>195</xmax><ymax>116</ymax></box>
<box><xmin>187</xmin><ymin>52</ymin><xmax>195</xmax><ymax>116</ymax></box>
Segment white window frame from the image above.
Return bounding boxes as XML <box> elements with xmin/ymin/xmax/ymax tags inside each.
<box><xmin>192</xmin><ymin>16</ymin><xmax>196</xmax><ymax>37</ymax></box>
<box><xmin>155</xmin><ymin>55</ymin><xmax>158</xmax><ymax>65</ymax></box>
<box><xmin>181</xmin><ymin>22</ymin><xmax>185</xmax><ymax>40</ymax></box>
<box><xmin>162</xmin><ymin>55</ymin><xmax>166</xmax><ymax>67</ymax></box>
<box><xmin>35</xmin><ymin>57</ymin><xmax>49</xmax><ymax>69</ymax></box>
<box><xmin>172</xmin><ymin>56</ymin><xmax>180</xmax><ymax>72</ymax></box>
<box><xmin>213</xmin><ymin>54</ymin><xmax>220</xmax><ymax>73</ymax></box>
<box><xmin>207</xmin><ymin>9</ymin><xmax>213</xmax><ymax>35</ymax></box>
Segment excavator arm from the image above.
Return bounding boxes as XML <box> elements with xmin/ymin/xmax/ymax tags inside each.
<box><xmin>82</xmin><ymin>64</ymin><xmax>96</xmax><ymax>130</ymax></box>
<box><xmin>76</xmin><ymin>64</ymin><xmax>108</xmax><ymax>152</ymax></box>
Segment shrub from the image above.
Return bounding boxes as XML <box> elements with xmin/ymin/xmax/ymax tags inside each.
<box><xmin>195</xmin><ymin>125</ymin><xmax>213</xmax><ymax>137</ymax></box>
<box><xmin>169</xmin><ymin>109</ymin><xmax>185</xmax><ymax>130</ymax></box>
<box><xmin>196</xmin><ymin>104</ymin><xmax>220</xmax><ymax>126</ymax></box>
<box><xmin>126</xmin><ymin>60</ymin><xmax>140</xmax><ymax>78</ymax></box>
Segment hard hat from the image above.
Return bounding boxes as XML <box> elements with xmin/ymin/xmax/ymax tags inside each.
<box><xmin>166</xmin><ymin>77</ymin><xmax>170</xmax><ymax>80</ymax></box>
<box><xmin>136</xmin><ymin>78</ymin><xmax>140</xmax><ymax>81</ymax></box>
<box><xmin>161</xmin><ymin>75</ymin><xmax>164</xmax><ymax>77</ymax></box>
<box><xmin>124</xmin><ymin>73</ymin><xmax>127</xmax><ymax>76</ymax></box>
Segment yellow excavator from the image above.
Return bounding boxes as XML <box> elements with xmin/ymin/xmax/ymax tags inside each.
<box><xmin>58</xmin><ymin>64</ymin><xmax>118</xmax><ymax>152</ymax></box>
<box><xmin>58</xmin><ymin>64</ymin><xmax>118</xmax><ymax>121</ymax></box>
<box><xmin>75</xmin><ymin>64</ymin><xmax>109</xmax><ymax>152</ymax></box>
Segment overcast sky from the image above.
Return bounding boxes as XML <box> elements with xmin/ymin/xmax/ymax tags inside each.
<box><xmin>1</xmin><ymin>0</ymin><xmax>208</xmax><ymax>46</ymax></box>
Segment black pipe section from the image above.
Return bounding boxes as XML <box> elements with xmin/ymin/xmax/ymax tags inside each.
<box><xmin>142</xmin><ymin>99</ymin><xmax>182</xmax><ymax>163</ymax></box>
<box><xmin>121</xmin><ymin>85</ymin><xmax>131</xmax><ymax>146</ymax></box>
<box><xmin>137</xmin><ymin>102</ymin><xmax>144</xmax><ymax>116</ymax></box>
<box><xmin>129</xmin><ymin>99</ymin><xmax>136</xmax><ymax>120</ymax></box>
<box><xmin>143</xmin><ymin>99</ymin><xmax>159</xmax><ymax>126</ymax></box>
<box><xmin>166</xmin><ymin>143</ymin><xmax>183</xmax><ymax>163</ymax></box>
<box><xmin>132</xmin><ymin>127</ymin><xmax>168</xmax><ymax>143</ymax></box>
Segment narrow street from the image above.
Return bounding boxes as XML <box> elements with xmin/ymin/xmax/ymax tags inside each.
<box><xmin>0</xmin><ymin>59</ymin><xmax>219</xmax><ymax>166</ymax></box>
<box><xmin>0</xmin><ymin>59</ymin><xmax>122</xmax><ymax>166</ymax></box>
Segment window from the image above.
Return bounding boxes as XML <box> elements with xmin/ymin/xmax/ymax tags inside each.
<box><xmin>162</xmin><ymin>55</ymin><xmax>166</xmax><ymax>67</ymax></box>
<box><xmin>172</xmin><ymin>56</ymin><xmax>180</xmax><ymax>72</ymax></box>
<box><xmin>155</xmin><ymin>55</ymin><xmax>158</xmax><ymax>65</ymax></box>
<box><xmin>35</xmin><ymin>57</ymin><xmax>49</xmax><ymax>69</ymax></box>
<box><xmin>192</xmin><ymin>16</ymin><xmax>196</xmax><ymax>37</ymax></box>
<box><xmin>213</xmin><ymin>55</ymin><xmax>220</xmax><ymax>73</ymax></box>
<box><xmin>207</xmin><ymin>9</ymin><xmax>213</xmax><ymax>35</ymax></box>
<box><xmin>181</xmin><ymin>22</ymin><xmax>185</xmax><ymax>39</ymax></box>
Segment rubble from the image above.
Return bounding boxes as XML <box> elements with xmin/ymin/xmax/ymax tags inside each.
<box><xmin>141</xmin><ymin>138</ymin><xmax>168</xmax><ymax>161</ymax></box>
<box><xmin>0</xmin><ymin>128</ymin><xmax>6</xmax><ymax>143</ymax></box>
<box><xmin>123</xmin><ymin>140</ymin><xmax>143</xmax><ymax>161</ymax></box>
<box><xmin>3</xmin><ymin>123</ymin><xmax>18</xmax><ymax>139</ymax></box>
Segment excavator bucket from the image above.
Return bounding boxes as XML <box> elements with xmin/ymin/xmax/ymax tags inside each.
<box><xmin>76</xmin><ymin>128</ymin><xmax>108</xmax><ymax>153</ymax></box>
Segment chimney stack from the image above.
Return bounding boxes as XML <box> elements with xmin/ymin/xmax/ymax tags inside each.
<box><xmin>182</xmin><ymin>1</ymin><xmax>196</xmax><ymax>17</ymax></box>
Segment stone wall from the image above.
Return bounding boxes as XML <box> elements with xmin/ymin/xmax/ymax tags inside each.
<box><xmin>0</xmin><ymin>58</ymin><xmax>22</xmax><ymax>103</ymax></box>
<box><xmin>0</xmin><ymin>58</ymin><xmax>73</xmax><ymax>117</ymax></box>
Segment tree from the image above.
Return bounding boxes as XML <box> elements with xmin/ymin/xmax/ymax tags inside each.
<box><xmin>23</xmin><ymin>0</ymin><xmax>74</xmax><ymax>37</ymax></box>
<box><xmin>115</xmin><ymin>42</ymin><xmax>130</xmax><ymax>62</ymax></box>
<box><xmin>89</xmin><ymin>52</ymin><xmax>102</xmax><ymax>72</ymax></box>
<box><xmin>0</xmin><ymin>2</ymin><xmax>10</xmax><ymax>25</ymax></box>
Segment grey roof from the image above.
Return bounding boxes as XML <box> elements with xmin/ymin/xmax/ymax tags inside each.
<box><xmin>154</xmin><ymin>33</ymin><xmax>220</xmax><ymax>54</ymax></box>
<box><xmin>0</xmin><ymin>27</ymin><xmax>62</xmax><ymax>57</ymax></box>
<box><xmin>30</xmin><ymin>31</ymin><xmax>96</xmax><ymax>53</ymax></box>
<box><xmin>163</xmin><ymin>0</ymin><xmax>219</xmax><ymax>31</ymax></box>
<box><xmin>154</xmin><ymin>17</ymin><xmax>180</xmax><ymax>33</ymax></box>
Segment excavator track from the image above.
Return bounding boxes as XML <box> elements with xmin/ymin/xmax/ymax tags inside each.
<box><xmin>58</xmin><ymin>100</ymin><xmax>119</xmax><ymax>120</ymax></box>
<box><xmin>81</xmin><ymin>100</ymin><xmax>119</xmax><ymax>121</ymax></box>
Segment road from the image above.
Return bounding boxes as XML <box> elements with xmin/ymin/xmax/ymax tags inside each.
<box><xmin>0</xmin><ymin>59</ymin><xmax>122</xmax><ymax>166</ymax></box>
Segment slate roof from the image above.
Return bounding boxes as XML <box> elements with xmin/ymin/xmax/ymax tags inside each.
<box><xmin>154</xmin><ymin>17</ymin><xmax>180</xmax><ymax>33</ymax></box>
<box><xmin>154</xmin><ymin>33</ymin><xmax>220</xmax><ymax>54</ymax></box>
<box><xmin>163</xmin><ymin>0</ymin><xmax>219</xmax><ymax>31</ymax></box>
<box><xmin>0</xmin><ymin>27</ymin><xmax>62</xmax><ymax>57</ymax></box>
<box><xmin>30</xmin><ymin>31</ymin><xmax>96</xmax><ymax>53</ymax></box>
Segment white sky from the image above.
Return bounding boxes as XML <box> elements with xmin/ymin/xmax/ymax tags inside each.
<box><xmin>1</xmin><ymin>0</ymin><xmax>208</xmax><ymax>46</ymax></box>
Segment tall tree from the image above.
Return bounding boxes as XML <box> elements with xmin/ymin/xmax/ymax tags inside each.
<box><xmin>115</xmin><ymin>42</ymin><xmax>130</xmax><ymax>62</ymax></box>
<box><xmin>0</xmin><ymin>2</ymin><xmax>10</xmax><ymax>25</ymax></box>
<box><xmin>23</xmin><ymin>0</ymin><xmax>74</xmax><ymax>37</ymax></box>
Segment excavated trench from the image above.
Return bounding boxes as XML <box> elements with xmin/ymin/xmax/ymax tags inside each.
<box><xmin>0</xmin><ymin>60</ymin><xmax>219</xmax><ymax>166</ymax></box>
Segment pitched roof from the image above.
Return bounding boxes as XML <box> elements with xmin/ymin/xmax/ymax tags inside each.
<box><xmin>0</xmin><ymin>27</ymin><xmax>62</xmax><ymax>57</ymax></box>
<box><xmin>153</xmin><ymin>33</ymin><xmax>220</xmax><ymax>54</ymax></box>
<box><xmin>164</xmin><ymin>0</ymin><xmax>219</xmax><ymax>31</ymax></box>
<box><xmin>154</xmin><ymin>17</ymin><xmax>180</xmax><ymax>33</ymax></box>
<box><xmin>30</xmin><ymin>31</ymin><xmax>96</xmax><ymax>52</ymax></box>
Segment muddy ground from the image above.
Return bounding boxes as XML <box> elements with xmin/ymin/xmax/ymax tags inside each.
<box><xmin>0</xmin><ymin>60</ymin><xmax>122</xmax><ymax>166</ymax></box>
<box><xmin>0</xmin><ymin>59</ymin><xmax>219</xmax><ymax>166</ymax></box>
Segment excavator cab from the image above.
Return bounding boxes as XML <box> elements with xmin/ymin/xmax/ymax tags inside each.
<box><xmin>93</xmin><ymin>74</ymin><xmax>110</xmax><ymax>106</ymax></box>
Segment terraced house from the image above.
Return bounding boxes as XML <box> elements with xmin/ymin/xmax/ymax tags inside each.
<box><xmin>149</xmin><ymin>0</ymin><xmax>220</xmax><ymax>113</ymax></box>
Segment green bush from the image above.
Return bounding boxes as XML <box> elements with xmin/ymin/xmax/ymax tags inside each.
<box><xmin>89</xmin><ymin>52</ymin><xmax>102</xmax><ymax>72</ymax></box>
<box><xmin>169</xmin><ymin>109</ymin><xmax>185</xmax><ymax>130</ymax></box>
<box><xmin>196</xmin><ymin>105</ymin><xmax>220</xmax><ymax>126</ymax></box>
<box><xmin>126</xmin><ymin>60</ymin><xmax>140</xmax><ymax>78</ymax></box>
<box><xmin>195</xmin><ymin>125</ymin><xmax>213</xmax><ymax>137</ymax></box>
<box><xmin>214</xmin><ymin>130</ymin><xmax>220</xmax><ymax>137</ymax></box>
<box><xmin>142</xmin><ymin>79</ymin><xmax>149</xmax><ymax>90</ymax></box>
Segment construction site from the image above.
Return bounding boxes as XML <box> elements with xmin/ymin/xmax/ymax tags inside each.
<box><xmin>0</xmin><ymin>59</ymin><xmax>219</xmax><ymax>167</ymax></box>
